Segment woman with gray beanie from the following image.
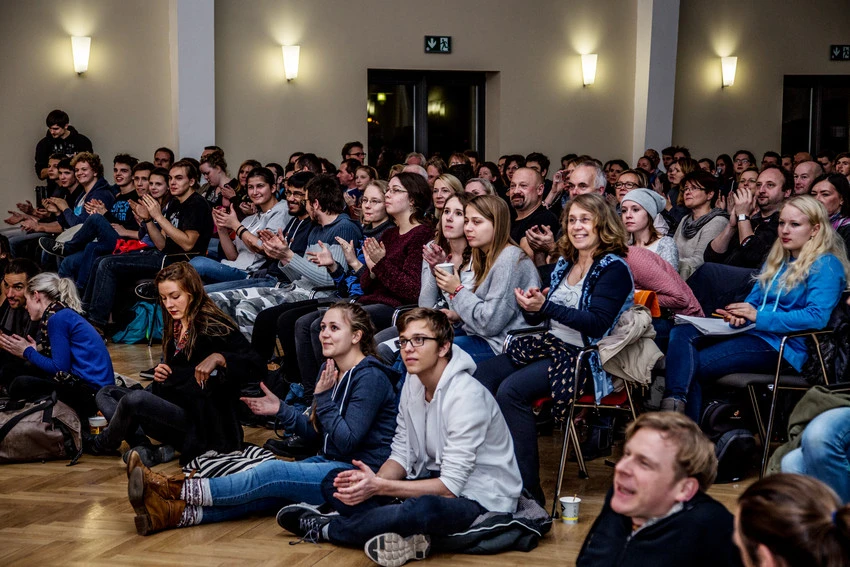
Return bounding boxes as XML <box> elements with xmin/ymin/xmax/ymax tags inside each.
<box><xmin>621</xmin><ymin>187</ymin><xmax>679</xmax><ymax>269</ymax></box>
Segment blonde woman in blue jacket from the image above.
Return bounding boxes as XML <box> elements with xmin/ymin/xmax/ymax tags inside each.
<box><xmin>665</xmin><ymin>195</ymin><xmax>850</xmax><ymax>420</ymax></box>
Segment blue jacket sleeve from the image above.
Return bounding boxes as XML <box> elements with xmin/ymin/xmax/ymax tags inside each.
<box><xmin>313</xmin><ymin>367</ymin><xmax>391</xmax><ymax>455</ymax></box>
<box><xmin>527</xmin><ymin>260</ymin><xmax>633</xmax><ymax>339</ymax></box>
<box><xmin>754</xmin><ymin>255</ymin><xmax>846</xmax><ymax>334</ymax></box>
<box><xmin>23</xmin><ymin>317</ymin><xmax>72</xmax><ymax>375</ymax></box>
<box><xmin>275</xmin><ymin>401</ymin><xmax>319</xmax><ymax>444</ymax></box>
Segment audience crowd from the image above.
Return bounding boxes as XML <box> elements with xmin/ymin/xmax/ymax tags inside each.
<box><xmin>2</xmin><ymin>108</ymin><xmax>850</xmax><ymax>566</ymax></box>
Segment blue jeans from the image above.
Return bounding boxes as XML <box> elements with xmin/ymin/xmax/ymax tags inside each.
<box><xmin>59</xmin><ymin>214</ymin><xmax>120</xmax><ymax>291</ymax></box>
<box><xmin>319</xmin><ymin>468</ymin><xmax>487</xmax><ymax>547</ymax></box>
<box><xmin>665</xmin><ymin>324</ymin><xmax>781</xmax><ymax>421</ymax></box>
<box><xmin>198</xmin><ymin>456</ymin><xmax>354</xmax><ymax>524</ymax></box>
<box><xmin>190</xmin><ymin>256</ymin><xmax>249</xmax><ymax>285</ymax></box>
<box><xmin>782</xmin><ymin>407</ymin><xmax>850</xmax><ymax>502</ymax></box>
<box><xmin>453</xmin><ymin>334</ymin><xmax>496</xmax><ymax>365</ymax></box>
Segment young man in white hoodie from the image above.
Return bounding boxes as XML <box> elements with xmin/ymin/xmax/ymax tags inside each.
<box><xmin>276</xmin><ymin>308</ymin><xmax>523</xmax><ymax>566</ymax></box>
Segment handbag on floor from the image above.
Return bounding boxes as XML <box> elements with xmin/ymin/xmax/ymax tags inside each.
<box><xmin>0</xmin><ymin>392</ymin><xmax>82</xmax><ymax>464</ymax></box>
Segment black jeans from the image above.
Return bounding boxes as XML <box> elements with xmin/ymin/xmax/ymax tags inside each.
<box><xmin>8</xmin><ymin>375</ymin><xmax>99</xmax><ymax>421</ymax></box>
<box><xmin>474</xmin><ymin>354</ymin><xmax>551</xmax><ymax>504</ymax></box>
<box><xmin>251</xmin><ymin>299</ymin><xmax>321</xmax><ymax>379</ymax></box>
<box><xmin>319</xmin><ymin>468</ymin><xmax>486</xmax><ymax>547</ymax></box>
<box><xmin>94</xmin><ymin>385</ymin><xmax>189</xmax><ymax>451</ymax></box>
<box><xmin>84</xmin><ymin>250</ymin><xmax>165</xmax><ymax>326</ymax></box>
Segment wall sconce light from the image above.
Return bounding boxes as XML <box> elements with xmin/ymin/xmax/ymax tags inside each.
<box><xmin>721</xmin><ymin>56</ymin><xmax>737</xmax><ymax>88</ymax></box>
<box><xmin>282</xmin><ymin>45</ymin><xmax>300</xmax><ymax>81</ymax></box>
<box><xmin>71</xmin><ymin>36</ymin><xmax>91</xmax><ymax>75</ymax></box>
<box><xmin>581</xmin><ymin>54</ymin><xmax>598</xmax><ymax>87</ymax></box>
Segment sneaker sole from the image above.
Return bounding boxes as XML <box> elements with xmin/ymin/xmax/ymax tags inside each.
<box><xmin>128</xmin><ymin>467</ymin><xmax>153</xmax><ymax>536</ymax></box>
<box><xmin>364</xmin><ymin>533</ymin><xmax>431</xmax><ymax>567</ymax></box>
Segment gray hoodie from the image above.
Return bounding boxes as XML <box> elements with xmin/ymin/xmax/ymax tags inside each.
<box><xmin>389</xmin><ymin>345</ymin><xmax>523</xmax><ymax>513</ymax></box>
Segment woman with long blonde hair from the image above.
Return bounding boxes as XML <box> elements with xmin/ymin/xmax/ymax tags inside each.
<box><xmin>664</xmin><ymin>195</ymin><xmax>850</xmax><ymax>418</ymax></box>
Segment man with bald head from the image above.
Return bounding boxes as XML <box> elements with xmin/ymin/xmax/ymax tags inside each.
<box><xmin>793</xmin><ymin>160</ymin><xmax>823</xmax><ymax>195</ymax></box>
<box><xmin>402</xmin><ymin>164</ymin><xmax>428</xmax><ymax>180</ymax></box>
<box><xmin>509</xmin><ymin>167</ymin><xmax>558</xmax><ymax>259</ymax></box>
<box><xmin>793</xmin><ymin>151</ymin><xmax>813</xmax><ymax>167</ymax></box>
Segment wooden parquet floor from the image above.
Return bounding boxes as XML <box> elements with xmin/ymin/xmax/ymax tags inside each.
<box><xmin>0</xmin><ymin>344</ymin><xmax>755</xmax><ymax>566</ymax></box>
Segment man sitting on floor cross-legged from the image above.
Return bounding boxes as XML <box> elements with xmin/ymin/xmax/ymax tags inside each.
<box><xmin>276</xmin><ymin>307</ymin><xmax>523</xmax><ymax>567</ymax></box>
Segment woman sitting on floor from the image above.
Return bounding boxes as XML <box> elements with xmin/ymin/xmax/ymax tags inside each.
<box><xmin>0</xmin><ymin>272</ymin><xmax>113</xmax><ymax>421</ymax></box>
<box><xmin>474</xmin><ymin>193</ymin><xmax>634</xmax><ymax>504</ymax></box>
<box><xmin>86</xmin><ymin>262</ymin><xmax>264</xmax><ymax>466</ymax></box>
<box><xmin>126</xmin><ymin>302</ymin><xmax>399</xmax><ymax>536</ymax></box>
<box><xmin>663</xmin><ymin>195</ymin><xmax>850</xmax><ymax>418</ymax></box>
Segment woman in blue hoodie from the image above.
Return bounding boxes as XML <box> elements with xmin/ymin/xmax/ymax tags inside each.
<box><xmin>665</xmin><ymin>195</ymin><xmax>850</xmax><ymax>420</ymax></box>
<box><xmin>126</xmin><ymin>301</ymin><xmax>399</xmax><ymax>535</ymax></box>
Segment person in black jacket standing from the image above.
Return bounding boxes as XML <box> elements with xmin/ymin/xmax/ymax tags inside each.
<box><xmin>577</xmin><ymin>412</ymin><xmax>742</xmax><ymax>567</ymax></box>
<box><xmin>34</xmin><ymin>110</ymin><xmax>93</xmax><ymax>180</ymax></box>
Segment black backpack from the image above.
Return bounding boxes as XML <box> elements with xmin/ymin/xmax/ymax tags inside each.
<box><xmin>700</xmin><ymin>399</ymin><xmax>756</xmax><ymax>483</ymax></box>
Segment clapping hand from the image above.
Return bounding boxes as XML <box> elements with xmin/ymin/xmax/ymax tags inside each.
<box><xmin>514</xmin><ymin>286</ymin><xmax>549</xmax><ymax>312</ymax></box>
<box><xmin>332</xmin><ymin>460</ymin><xmax>381</xmax><ymax>506</ymax></box>
<box><xmin>525</xmin><ymin>225</ymin><xmax>555</xmax><ymax>254</ymax></box>
<box><xmin>212</xmin><ymin>205</ymin><xmax>239</xmax><ymax>231</ymax></box>
<box><xmin>422</xmin><ymin>242</ymin><xmax>448</xmax><ymax>273</ymax></box>
<box><xmin>314</xmin><ymin>359</ymin><xmax>339</xmax><ymax>395</ymax></box>
<box><xmin>306</xmin><ymin>240</ymin><xmax>336</xmax><ymax>268</ymax></box>
<box><xmin>16</xmin><ymin>201</ymin><xmax>35</xmax><ymax>215</ymax></box>
<box><xmin>140</xmin><ymin>194</ymin><xmax>165</xmax><ymax>222</ymax></box>
<box><xmin>239</xmin><ymin>201</ymin><xmax>256</xmax><ymax>216</ymax></box>
<box><xmin>257</xmin><ymin>228</ymin><xmax>292</xmax><ymax>262</ymax></box>
<box><xmin>84</xmin><ymin>198</ymin><xmax>108</xmax><ymax>216</ymax></box>
<box><xmin>362</xmin><ymin>237</ymin><xmax>386</xmax><ymax>270</ymax></box>
<box><xmin>0</xmin><ymin>334</ymin><xmax>36</xmax><ymax>358</ymax></box>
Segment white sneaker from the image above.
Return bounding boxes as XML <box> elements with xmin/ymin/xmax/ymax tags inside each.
<box><xmin>364</xmin><ymin>532</ymin><xmax>431</xmax><ymax>567</ymax></box>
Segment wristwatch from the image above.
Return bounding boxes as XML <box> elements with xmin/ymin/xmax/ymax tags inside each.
<box><xmin>737</xmin><ymin>214</ymin><xmax>750</xmax><ymax>222</ymax></box>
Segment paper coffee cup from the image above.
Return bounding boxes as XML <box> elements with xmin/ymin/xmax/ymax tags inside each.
<box><xmin>559</xmin><ymin>496</ymin><xmax>581</xmax><ymax>524</ymax></box>
<box><xmin>435</xmin><ymin>262</ymin><xmax>454</xmax><ymax>275</ymax></box>
<box><xmin>88</xmin><ymin>416</ymin><xmax>107</xmax><ymax>435</ymax></box>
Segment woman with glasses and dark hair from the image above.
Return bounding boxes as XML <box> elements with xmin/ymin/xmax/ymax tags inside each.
<box><xmin>673</xmin><ymin>170</ymin><xmax>729</xmax><ymax>279</ymax></box>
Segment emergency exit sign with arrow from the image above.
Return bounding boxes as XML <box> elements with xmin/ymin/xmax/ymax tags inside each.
<box><xmin>831</xmin><ymin>45</ymin><xmax>850</xmax><ymax>61</ymax></box>
<box><xmin>425</xmin><ymin>36</ymin><xmax>452</xmax><ymax>54</ymax></box>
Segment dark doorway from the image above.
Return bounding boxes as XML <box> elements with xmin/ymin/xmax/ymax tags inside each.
<box><xmin>367</xmin><ymin>70</ymin><xmax>485</xmax><ymax>169</ymax></box>
<box><xmin>782</xmin><ymin>75</ymin><xmax>850</xmax><ymax>155</ymax></box>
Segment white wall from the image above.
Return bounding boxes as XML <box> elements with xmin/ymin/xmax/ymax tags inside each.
<box><xmin>0</xmin><ymin>0</ymin><xmax>173</xmax><ymax>216</ymax></box>
<box><xmin>672</xmin><ymin>0</ymin><xmax>850</xmax><ymax>160</ymax></box>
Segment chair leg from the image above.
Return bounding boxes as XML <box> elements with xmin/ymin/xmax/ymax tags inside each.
<box><xmin>571</xmin><ymin>420</ymin><xmax>588</xmax><ymax>479</ymax></box>
<box><xmin>760</xmin><ymin>340</ymin><xmax>788</xmax><ymax>478</ymax></box>
<box><xmin>747</xmin><ymin>384</ymin><xmax>766</xmax><ymax>442</ymax></box>
<box><xmin>551</xmin><ymin>405</ymin><xmax>578</xmax><ymax>518</ymax></box>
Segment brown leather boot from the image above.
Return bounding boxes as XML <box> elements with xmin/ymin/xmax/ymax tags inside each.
<box><xmin>128</xmin><ymin>467</ymin><xmax>186</xmax><ymax>535</ymax></box>
<box><xmin>126</xmin><ymin>450</ymin><xmax>184</xmax><ymax>500</ymax></box>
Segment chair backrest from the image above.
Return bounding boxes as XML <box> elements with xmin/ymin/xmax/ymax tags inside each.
<box><xmin>634</xmin><ymin>289</ymin><xmax>660</xmax><ymax>317</ymax></box>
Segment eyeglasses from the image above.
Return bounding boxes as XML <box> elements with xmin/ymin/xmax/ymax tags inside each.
<box><xmin>734</xmin><ymin>159</ymin><xmax>751</xmax><ymax>165</ymax></box>
<box><xmin>386</xmin><ymin>187</ymin><xmax>408</xmax><ymax>195</ymax></box>
<box><xmin>348</xmin><ymin>152</ymin><xmax>366</xmax><ymax>158</ymax></box>
<box><xmin>284</xmin><ymin>191</ymin><xmax>306</xmax><ymax>198</ymax></box>
<box><xmin>614</xmin><ymin>181</ymin><xmax>639</xmax><ymax>190</ymax></box>
<box><xmin>395</xmin><ymin>336</ymin><xmax>439</xmax><ymax>349</ymax></box>
<box><xmin>361</xmin><ymin>198</ymin><xmax>384</xmax><ymax>206</ymax></box>
<box><xmin>682</xmin><ymin>185</ymin><xmax>705</xmax><ymax>193</ymax></box>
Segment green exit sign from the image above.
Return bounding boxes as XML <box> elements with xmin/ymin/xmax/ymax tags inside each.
<box><xmin>831</xmin><ymin>45</ymin><xmax>850</xmax><ymax>61</ymax></box>
<box><xmin>425</xmin><ymin>36</ymin><xmax>451</xmax><ymax>54</ymax></box>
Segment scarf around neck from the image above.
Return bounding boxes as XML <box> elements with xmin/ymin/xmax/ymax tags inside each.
<box><xmin>680</xmin><ymin>208</ymin><xmax>729</xmax><ymax>239</ymax></box>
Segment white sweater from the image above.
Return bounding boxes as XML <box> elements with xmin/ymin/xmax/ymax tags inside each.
<box><xmin>389</xmin><ymin>346</ymin><xmax>523</xmax><ymax>513</ymax></box>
